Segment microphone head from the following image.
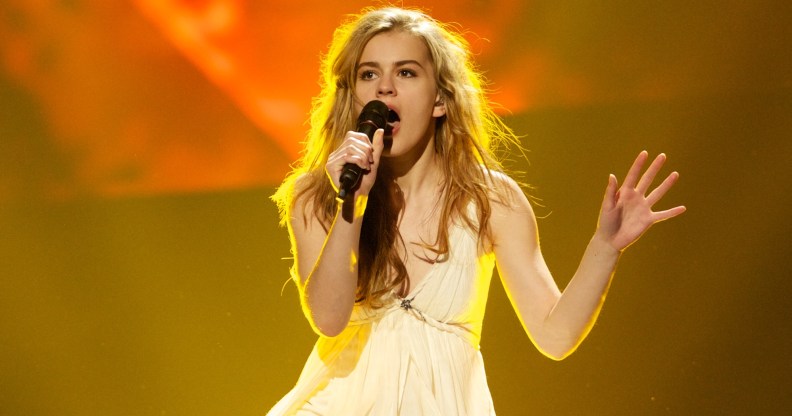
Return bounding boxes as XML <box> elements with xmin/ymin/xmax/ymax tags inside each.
<box><xmin>357</xmin><ymin>100</ymin><xmax>389</xmax><ymax>131</ymax></box>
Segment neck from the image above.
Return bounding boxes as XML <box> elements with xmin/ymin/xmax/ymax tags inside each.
<box><xmin>381</xmin><ymin>139</ymin><xmax>443</xmax><ymax>200</ymax></box>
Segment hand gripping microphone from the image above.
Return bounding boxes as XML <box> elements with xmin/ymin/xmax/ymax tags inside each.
<box><xmin>337</xmin><ymin>100</ymin><xmax>390</xmax><ymax>199</ymax></box>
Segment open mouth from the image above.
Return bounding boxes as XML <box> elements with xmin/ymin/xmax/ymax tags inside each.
<box><xmin>385</xmin><ymin>109</ymin><xmax>400</xmax><ymax>137</ymax></box>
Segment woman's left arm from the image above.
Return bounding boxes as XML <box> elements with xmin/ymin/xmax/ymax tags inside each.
<box><xmin>492</xmin><ymin>151</ymin><xmax>685</xmax><ymax>360</ymax></box>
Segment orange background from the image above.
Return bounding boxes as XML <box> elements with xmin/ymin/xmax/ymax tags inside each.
<box><xmin>4</xmin><ymin>0</ymin><xmax>787</xmax><ymax>199</ymax></box>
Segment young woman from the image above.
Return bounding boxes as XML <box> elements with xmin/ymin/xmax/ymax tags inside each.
<box><xmin>269</xmin><ymin>6</ymin><xmax>685</xmax><ymax>415</ymax></box>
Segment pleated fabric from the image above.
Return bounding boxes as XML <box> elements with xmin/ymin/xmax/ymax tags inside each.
<box><xmin>268</xmin><ymin>222</ymin><xmax>497</xmax><ymax>415</ymax></box>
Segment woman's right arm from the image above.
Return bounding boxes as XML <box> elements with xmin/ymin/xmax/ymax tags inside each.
<box><xmin>287</xmin><ymin>129</ymin><xmax>385</xmax><ymax>337</ymax></box>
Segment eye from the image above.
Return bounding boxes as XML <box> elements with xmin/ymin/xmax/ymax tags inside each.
<box><xmin>398</xmin><ymin>69</ymin><xmax>416</xmax><ymax>77</ymax></box>
<box><xmin>358</xmin><ymin>70</ymin><xmax>377</xmax><ymax>80</ymax></box>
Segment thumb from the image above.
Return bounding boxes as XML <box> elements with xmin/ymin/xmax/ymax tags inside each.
<box><xmin>602</xmin><ymin>174</ymin><xmax>618</xmax><ymax>211</ymax></box>
<box><xmin>370</xmin><ymin>128</ymin><xmax>385</xmax><ymax>170</ymax></box>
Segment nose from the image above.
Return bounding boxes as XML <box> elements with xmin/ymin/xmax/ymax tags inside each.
<box><xmin>376</xmin><ymin>75</ymin><xmax>395</xmax><ymax>96</ymax></box>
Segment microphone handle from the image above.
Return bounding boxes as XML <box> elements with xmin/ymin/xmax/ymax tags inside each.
<box><xmin>338</xmin><ymin>121</ymin><xmax>379</xmax><ymax>199</ymax></box>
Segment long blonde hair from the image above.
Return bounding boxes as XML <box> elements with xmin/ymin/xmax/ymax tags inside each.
<box><xmin>272</xmin><ymin>7</ymin><xmax>519</xmax><ymax>307</ymax></box>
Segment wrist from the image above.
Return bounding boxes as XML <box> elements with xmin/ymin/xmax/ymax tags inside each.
<box><xmin>590</xmin><ymin>232</ymin><xmax>623</xmax><ymax>258</ymax></box>
<box><xmin>336</xmin><ymin>194</ymin><xmax>369</xmax><ymax>223</ymax></box>
<box><xmin>353</xmin><ymin>194</ymin><xmax>368</xmax><ymax>219</ymax></box>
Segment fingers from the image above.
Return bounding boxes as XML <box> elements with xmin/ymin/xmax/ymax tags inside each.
<box><xmin>636</xmin><ymin>153</ymin><xmax>666</xmax><ymax>194</ymax></box>
<box><xmin>330</xmin><ymin>132</ymin><xmax>375</xmax><ymax>170</ymax></box>
<box><xmin>621</xmin><ymin>150</ymin><xmax>649</xmax><ymax>190</ymax></box>
<box><xmin>646</xmin><ymin>171</ymin><xmax>680</xmax><ymax>206</ymax></box>
<box><xmin>652</xmin><ymin>205</ymin><xmax>687</xmax><ymax>222</ymax></box>
<box><xmin>615</xmin><ymin>151</ymin><xmax>684</xmax><ymax>215</ymax></box>
<box><xmin>325</xmin><ymin>130</ymin><xmax>384</xmax><ymax>196</ymax></box>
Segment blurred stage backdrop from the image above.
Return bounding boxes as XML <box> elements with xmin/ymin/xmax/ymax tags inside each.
<box><xmin>1</xmin><ymin>0</ymin><xmax>791</xmax><ymax>414</ymax></box>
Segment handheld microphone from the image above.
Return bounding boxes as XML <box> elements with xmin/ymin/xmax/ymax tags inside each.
<box><xmin>338</xmin><ymin>100</ymin><xmax>390</xmax><ymax>199</ymax></box>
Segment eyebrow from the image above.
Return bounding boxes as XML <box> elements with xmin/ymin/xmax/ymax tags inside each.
<box><xmin>356</xmin><ymin>60</ymin><xmax>425</xmax><ymax>70</ymax></box>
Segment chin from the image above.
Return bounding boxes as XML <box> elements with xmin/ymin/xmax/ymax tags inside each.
<box><xmin>380</xmin><ymin>142</ymin><xmax>411</xmax><ymax>158</ymax></box>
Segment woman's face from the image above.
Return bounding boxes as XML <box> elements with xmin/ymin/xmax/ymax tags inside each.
<box><xmin>354</xmin><ymin>30</ymin><xmax>446</xmax><ymax>158</ymax></box>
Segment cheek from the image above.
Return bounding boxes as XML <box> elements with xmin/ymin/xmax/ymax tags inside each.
<box><xmin>354</xmin><ymin>82</ymin><xmax>376</xmax><ymax>100</ymax></box>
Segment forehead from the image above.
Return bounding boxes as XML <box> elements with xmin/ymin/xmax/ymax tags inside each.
<box><xmin>358</xmin><ymin>31</ymin><xmax>432</xmax><ymax>65</ymax></box>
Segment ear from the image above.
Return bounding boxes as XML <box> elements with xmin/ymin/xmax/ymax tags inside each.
<box><xmin>432</xmin><ymin>93</ymin><xmax>446</xmax><ymax>118</ymax></box>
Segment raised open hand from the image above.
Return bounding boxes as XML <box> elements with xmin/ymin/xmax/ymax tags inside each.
<box><xmin>596</xmin><ymin>151</ymin><xmax>686</xmax><ymax>252</ymax></box>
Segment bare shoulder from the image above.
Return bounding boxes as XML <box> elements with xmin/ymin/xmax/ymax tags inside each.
<box><xmin>287</xmin><ymin>174</ymin><xmax>327</xmax><ymax>237</ymax></box>
<box><xmin>484</xmin><ymin>169</ymin><xmax>538</xmax><ymax>248</ymax></box>
<box><xmin>483</xmin><ymin>169</ymin><xmax>534</xmax><ymax>215</ymax></box>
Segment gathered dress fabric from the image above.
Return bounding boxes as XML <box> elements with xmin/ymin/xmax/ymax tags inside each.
<box><xmin>267</xmin><ymin>222</ymin><xmax>498</xmax><ymax>415</ymax></box>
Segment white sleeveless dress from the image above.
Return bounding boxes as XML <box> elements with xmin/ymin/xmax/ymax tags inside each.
<box><xmin>267</xmin><ymin>222</ymin><xmax>497</xmax><ymax>415</ymax></box>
